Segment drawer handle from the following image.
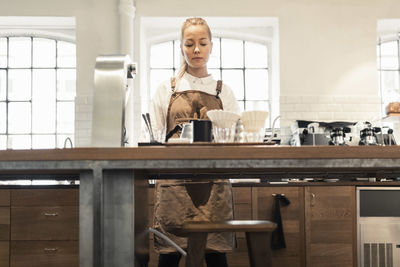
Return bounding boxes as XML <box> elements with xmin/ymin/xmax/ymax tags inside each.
<box><xmin>43</xmin><ymin>212</ymin><xmax>58</xmax><ymax>217</ymax></box>
<box><xmin>44</xmin><ymin>247</ymin><xmax>58</xmax><ymax>253</ymax></box>
<box><xmin>311</xmin><ymin>193</ymin><xmax>316</xmax><ymax>207</ymax></box>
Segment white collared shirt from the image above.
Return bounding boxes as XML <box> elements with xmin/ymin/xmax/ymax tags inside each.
<box><xmin>150</xmin><ymin>72</ymin><xmax>240</xmax><ymax>133</ymax></box>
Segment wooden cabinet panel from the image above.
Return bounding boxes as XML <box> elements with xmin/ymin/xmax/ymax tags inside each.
<box><xmin>0</xmin><ymin>190</ymin><xmax>10</xmax><ymax>206</ymax></box>
<box><xmin>0</xmin><ymin>207</ymin><xmax>10</xmax><ymax>240</ymax></box>
<box><xmin>305</xmin><ymin>186</ymin><xmax>356</xmax><ymax>267</ymax></box>
<box><xmin>10</xmin><ymin>241</ymin><xmax>78</xmax><ymax>267</ymax></box>
<box><xmin>227</xmin><ymin>238</ymin><xmax>250</xmax><ymax>267</ymax></box>
<box><xmin>11</xmin><ymin>189</ymin><xmax>78</xmax><ymax>206</ymax></box>
<box><xmin>11</xmin><ymin>206</ymin><xmax>78</xmax><ymax>240</ymax></box>
<box><xmin>0</xmin><ymin>241</ymin><xmax>9</xmax><ymax>267</ymax></box>
<box><xmin>254</xmin><ymin>186</ymin><xmax>305</xmax><ymax>267</ymax></box>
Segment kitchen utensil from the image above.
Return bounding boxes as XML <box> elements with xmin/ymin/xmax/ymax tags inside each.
<box><xmin>359</xmin><ymin>122</ymin><xmax>380</xmax><ymax>146</ymax></box>
<box><xmin>329</xmin><ymin>127</ymin><xmax>350</xmax><ymax>146</ymax></box>
<box><xmin>206</xmin><ymin>110</ymin><xmax>240</xmax><ymax>143</ymax></box>
<box><xmin>180</xmin><ymin>123</ymin><xmax>193</xmax><ymax>142</ymax></box>
<box><xmin>241</xmin><ymin>110</ymin><xmax>269</xmax><ymax>133</ymax></box>
<box><xmin>142</xmin><ymin>113</ymin><xmax>155</xmax><ymax>142</ymax></box>
<box><xmin>206</xmin><ymin>110</ymin><xmax>241</xmax><ymax>128</ymax></box>
<box><xmin>192</xmin><ymin>119</ymin><xmax>212</xmax><ymax>142</ymax></box>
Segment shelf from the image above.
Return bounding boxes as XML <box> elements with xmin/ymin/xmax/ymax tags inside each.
<box><xmin>382</xmin><ymin>114</ymin><xmax>400</xmax><ymax>122</ymax></box>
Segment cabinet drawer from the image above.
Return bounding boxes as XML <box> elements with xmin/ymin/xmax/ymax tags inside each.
<box><xmin>11</xmin><ymin>207</ymin><xmax>78</xmax><ymax>240</ymax></box>
<box><xmin>11</xmin><ymin>189</ymin><xmax>78</xmax><ymax>206</ymax></box>
<box><xmin>11</xmin><ymin>241</ymin><xmax>78</xmax><ymax>267</ymax></box>
<box><xmin>0</xmin><ymin>207</ymin><xmax>10</xmax><ymax>240</ymax></box>
<box><xmin>0</xmin><ymin>190</ymin><xmax>10</xmax><ymax>206</ymax></box>
<box><xmin>0</xmin><ymin>241</ymin><xmax>9</xmax><ymax>267</ymax></box>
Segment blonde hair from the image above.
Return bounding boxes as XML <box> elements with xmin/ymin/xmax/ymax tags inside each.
<box><xmin>176</xmin><ymin>17</ymin><xmax>212</xmax><ymax>80</ymax></box>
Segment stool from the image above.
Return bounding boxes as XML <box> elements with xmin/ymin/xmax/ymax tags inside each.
<box><xmin>182</xmin><ymin>220</ymin><xmax>277</xmax><ymax>267</ymax></box>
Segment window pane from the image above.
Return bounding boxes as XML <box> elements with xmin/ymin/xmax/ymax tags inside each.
<box><xmin>380</xmin><ymin>56</ymin><xmax>399</xmax><ymax>70</ymax></box>
<box><xmin>8</xmin><ymin>69</ymin><xmax>31</xmax><ymax>100</ymax></box>
<box><xmin>380</xmin><ymin>41</ymin><xmax>398</xmax><ymax>56</ymax></box>
<box><xmin>0</xmin><ymin>135</ymin><xmax>5</xmax><ymax>150</ymax></box>
<box><xmin>221</xmin><ymin>39</ymin><xmax>243</xmax><ymax>68</ymax></box>
<box><xmin>381</xmin><ymin>70</ymin><xmax>400</xmax><ymax>91</ymax></box>
<box><xmin>245</xmin><ymin>41</ymin><xmax>268</xmax><ymax>68</ymax></box>
<box><xmin>0</xmin><ymin>103</ymin><xmax>5</xmax><ymax>133</ymax></box>
<box><xmin>32</xmin><ymin>69</ymin><xmax>56</xmax><ymax>134</ymax></box>
<box><xmin>57</xmin><ymin>69</ymin><xmax>76</xmax><ymax>100</ymax></box>
<box><xmin>33</xmin><ymin>38</ymin><xmax>56</xmax><ymax>68</ymax></box>
<box><xmin>57</xmin><ymin>41</ymin><xmax>76</xmax><ymax>67</ymax></box>
<box><xmin>208</xmin><ymin>69</ymin><xmax>221</xmax><ymax>80</ymax></box>
<box><xmin>57</xmin><ymin>102</ymin><xmax>74</xmax><ymax>133</ymax></box>
<box><xmin>9</xmin><ymin>37</ymin><xmax>31</xmax><ymax>68</ymax></box>
<box><xmin>222</xmin><ymin>70</ymin><xmax>244</xmax><ymax>100</ymax></box>
<box><xmin>57</xmin><ymin>134</ymin><xmax>74</xmax><ymax>148</ymax></box>
<box><xmin>237</xmin><ymin>100</ymin><xmax>244</xmax><ymax>112</ymax></box>
<box><xmin>151</xmin><ymin>41</ymin><xmax>173</xmax><ymax>68</ymax></box>
<box><xmin>0</xmin><ymin>70</ymin><xmax>5</xmax><ymax>100</ymax></box>
<box><xmin>8</xmin><ymin>135</ymin><xmax>31</xmax><ymax>149</ymax></box>
<box><xmin>8</xmin><ymin>102</ymin><xmax>31</xmax><ymax>134</ymax></box>
<box><xmin>32</xmin><ymin>135</ymin><xmax>55</xmax><ymax>149</ymax></box>
<box><xmin>174</xmin><ymin>40</ymin><xmax>182</xmax><ymax>70</ymax></box>
<box><xmin>246</xmin><ymin>100</ymin><xmax>270</xmax><ymax>111</ymax></box>
<box><xmin>208</xmin><ymin>38</ymin><xmax>220</xmax><ymax>68</ymax></box>
<box><xmin>245</xmin><ymin>69</ymin><xmax>268</xmax><ymax>100</ymax></box>
<box><xmin>0</xmin><ymin>38</ymin><xmax>6</xmax><ymax>68</ymax></box>
<box><xmin>150</xmin><ymin>69</ymin><xmax>174</xmax><ymax>98</ymax></box>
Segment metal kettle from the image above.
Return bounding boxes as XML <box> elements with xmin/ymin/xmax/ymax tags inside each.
<box><xmin>329</xmin><ymin>127</ymin><xmax>350</xmax><ymax>146</ymax></box>
<box><xmin>359</xmin><ymin>122</ymin><xmax>380</xmax><ymax>146</ymax></box>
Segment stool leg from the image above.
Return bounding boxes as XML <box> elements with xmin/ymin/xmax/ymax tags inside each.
<box><xmin>245</xmin><ymin>232</ymin><xmax>273</xmax><ymax>267</ymax></box>
<box><xmin>185</xmin><ymin>232</ymin><xmax>208</xmax><ymax>267</ymax></box>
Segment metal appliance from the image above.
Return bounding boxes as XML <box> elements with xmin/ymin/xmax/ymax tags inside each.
<box><xmin>290</xmin><ymin>120</ymin><xmax>396</xmax><ymax>146</ymax></box>
<box><xmin>91</xmin><ymin>55</ymin><xmax>136</xmax><ymax>147</ymax></box>
<box><xmin>357</xmin><ymin>187</ymin><xmax>400</xmax><ymax>267</ymax></box>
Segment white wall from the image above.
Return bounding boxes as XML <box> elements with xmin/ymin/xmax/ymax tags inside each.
<box><xmin>0</xmin><ymin>0</ymin><xmax>122</xmax><ymax>146</ymax></box>
<box><xmin>1</xmin><ymin>0</ymin><xmax>400</xmax><ymax>146</ymax></box>
<box><xmin>135</xmin><ymin>0</ymin><xmax>400</xmax><ymax>126</ymax></box>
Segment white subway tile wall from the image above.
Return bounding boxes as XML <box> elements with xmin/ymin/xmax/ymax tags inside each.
<box><xmin>74</xmin><ymin>95</ymin><xmax>92</xmax><ymax>147</ymax></box>
<box><xmin>280</xmin><ymin>95</ymin><xmax>381</xmax><ymax>127</ymax></box>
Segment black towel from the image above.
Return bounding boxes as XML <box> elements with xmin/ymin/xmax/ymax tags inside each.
<box><xmin>271</xmin><ymin>194</ymin><xmax>290</xmax><ymax>250</ymax></box>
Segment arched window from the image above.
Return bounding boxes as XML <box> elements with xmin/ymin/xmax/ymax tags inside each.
<box><xmin>150</xmin><ymin>38</ymin><xmax>270</xmax><ymax>114</ymax></box>
<box><xmin>0</xmin><ymin>36</ymin><xmax>76</xmax><ymax>149</ymax></box>
<box><xmin>140</xmin><ymin>17</ymin><xmax>279</xmax><ymax>128</ymax></box>
<box><xmin>378</xmin><ymin>37</ymin><xmax>400</xmax><ymax>115</ymax></box>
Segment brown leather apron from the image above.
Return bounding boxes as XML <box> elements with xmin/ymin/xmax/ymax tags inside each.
<box><xmin>153</xmin><ymin>78</ymin><xmax>234</xmax><ymax>253</ymax></box>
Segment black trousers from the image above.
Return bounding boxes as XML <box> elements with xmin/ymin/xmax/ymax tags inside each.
<box><xmin>158</xmin><ymin>252</ymin><xmax>228</xmax><ymax>267</ymax></box>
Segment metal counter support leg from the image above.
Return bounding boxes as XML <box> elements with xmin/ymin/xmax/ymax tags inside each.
<box><xmin>80</xmin><ymin>169</ymin><xmax>103</xmax><ymax>267</ymax></box>
<box><xmin>103</xmin><ymin>169</ymin><xmax>136</xmax><ymax>267</ymax></box>
<box><xmin>80</xmin><ymin>168</ymin><xmax>149</xmax><ymax>267</ymax></box>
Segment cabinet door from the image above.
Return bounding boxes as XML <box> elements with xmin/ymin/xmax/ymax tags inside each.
<box><xmin>254</xmin><ymin>186</ymin><xmax>305</xmax><ymax>267</ymax></box>
<box><xmin>305</xmin><ymin>186</ymin><xmax>356</xmax><ymax>267</ymax></box>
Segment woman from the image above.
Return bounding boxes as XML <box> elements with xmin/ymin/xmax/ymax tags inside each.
<box><xmin>150</xmin><ymin>17</ymin><xmax>240</xmax><ymax>267</ymax></box>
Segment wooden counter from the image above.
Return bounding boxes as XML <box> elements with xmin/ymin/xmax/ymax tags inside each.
<box><xmin>1</xmin><ymin>146</ymin><xmax>400</xmax><ymax>267</ymax></box>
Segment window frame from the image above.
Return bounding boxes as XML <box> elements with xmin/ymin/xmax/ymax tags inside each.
<box><xmin>0</xmin><ymin>17</ymin><xmax>76</xmax><ymax>149</ymax></box>
<box><xmin>139</xmin><ymin>16</ymin><xmax>280</xmax><ymax>127</ymax></box>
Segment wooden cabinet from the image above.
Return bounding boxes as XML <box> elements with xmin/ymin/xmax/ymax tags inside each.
<box><xmin>0</xmin><ymin>190</ymin><xmax>10</xmax><ymax>267</ymax></box>
<box><xmin>254</xmin><ymin>185</ymin><xmax>356</xmax><ymax>267</ymax></box>
<box><xmin>304</xmin><ymin>186</ymin><xmax>356</xmax><ymax>267</ymax></box>
<box><xmin>9</xmin><ymin>188</ymin><xmax>79</xmax><ymax>267</ymax></box>
<box><xmin>254</xmin><ymin>186</ymin><xmax>305</xmax><ymax>267</ymax></box>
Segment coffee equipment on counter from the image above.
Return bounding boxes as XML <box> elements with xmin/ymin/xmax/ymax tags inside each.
<box><xmin>290</xmin><ymin>120</ymin><xmax>355</xmax><ymax>146</ymax></box>
<box><xmin>329</xmin><ymin>127</ymin><xmax>351</xmax><ymax>146</ymax></box>
<box><xmin>358</xmin><ymin>122</ymin><xmax>380</xmax><ymax>146</ymax></box>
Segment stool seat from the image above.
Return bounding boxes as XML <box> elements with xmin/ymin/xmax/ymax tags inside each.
<box><xmin>182</xmin><ymin>220</ymin><xmax>277</xmax><ymax>267</ymax></box>
<box><xmin>183</xmin><ymin>220</ymin><xmax>276</xmax><ymax>232</ymax></box>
